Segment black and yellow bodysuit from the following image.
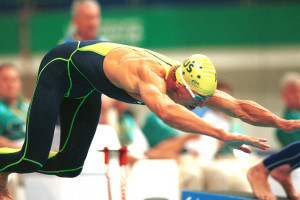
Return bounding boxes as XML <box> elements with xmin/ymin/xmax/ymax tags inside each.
<box><xmin>0</xmin><ymin>41</ymin><xmax>179</xmax><ymax>177</ymax></box>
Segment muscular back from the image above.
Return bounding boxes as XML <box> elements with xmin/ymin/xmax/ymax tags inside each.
<box><xmin>103</xmin><ymin>47</ymin><xmax>168</xmax><ymax>101</ymax></box>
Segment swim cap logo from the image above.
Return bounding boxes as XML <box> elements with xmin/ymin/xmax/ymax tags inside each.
<box><xmin>191</xmin><ymin>79</ymin><xmax>199</xmax><ymax>86</ymax></box>
<box><xmin>183</xmin><ymin>60</ymin><xmax>195</xmax><ymax>73</ymax></box>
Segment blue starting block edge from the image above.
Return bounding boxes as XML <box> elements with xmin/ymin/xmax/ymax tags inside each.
<box><xmin>182</xmin><ymin>190</ymin><xmax>256</xmax><ymax>200</ymax></box>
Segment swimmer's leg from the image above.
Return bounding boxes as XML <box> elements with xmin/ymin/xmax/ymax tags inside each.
<box><xmin>0</xmin><ymin>42</ymin><xmax>77</xmax><ymax>199</ymax></box>
<box><xmin>38</xmin><ymin>89</ymin><xmax>102</xmax><ymax>177</ymax></box>
<box><xmin>265</xmin><ymin>141</ymin><xmax>300</xmax><ymax>200</ymax></box>
<box><xmin>247</xmin><ymin>162</ymin><xmax>276</xmax><ymax>200</ymax></box>
<box><xmin>263</xmin><ymin>141</ymin><xmax>300</xmax><ymax>171</ymax></box>
<box><xmin>0</xmin><ymin>42</ymin><xmax>76</xmax><ymax>173</ymax></box>
<box><xmin>248</xmin><ymin>141</ymin><xmax>300</xmax><ymax>200</ymax></box>
<box><xmin>270</xmin><ymin>164</ymin><xmax>300</xmax><ymax>200</ymax></box>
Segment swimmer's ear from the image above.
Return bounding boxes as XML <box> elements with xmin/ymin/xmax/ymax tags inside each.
<box><xmin>172</xmin><ymin>77</ymin><xmax>182</xmax><ymax>91</ymax></box>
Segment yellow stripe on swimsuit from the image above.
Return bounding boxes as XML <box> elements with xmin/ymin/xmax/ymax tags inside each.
<box><xmin>80</xmin><ymin>42</ymin><xmax>180</xmax><ymax>80</ymax></box>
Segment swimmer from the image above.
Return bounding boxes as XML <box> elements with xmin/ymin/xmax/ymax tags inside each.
<box><xmin>0</xmin><ymin>41</ymin><xmax>299</xmax><ymax>199</ymax></box>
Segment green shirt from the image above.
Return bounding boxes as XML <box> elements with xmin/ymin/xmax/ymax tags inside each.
<box><xmin>142</xmin><ymin>113</ymin><xmax>179</xmax><ymax>147</ymax></box>
<box><xmin>118</xmin><ymin>112</ymin><xmax>136</xmax><ymax>145</ymax></box>
<box><xmin>0</xmin><ymin>98</ymin><xmax>29</xmax><ymax>140</ymax></box>
<box><xmin>217</xmin><ymin>118</ymin><xmax>246</xmax><ymax>156</ymax></box>
<box><xmin>276</xmin><ymin>109</ymin><xmax>300</xmax><ymax>147</ymax></box>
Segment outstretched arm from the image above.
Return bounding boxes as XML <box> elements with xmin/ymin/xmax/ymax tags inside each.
<box><xmin>206</xmin><ymin>90</ymin><xmax>300</xmax><ymax>132</ymax></box>
<box><xmin>107</xmin><ymin>53</ymin><xmax>270</xmax><ymax>153</ymax></box>
<box><xmin>138</xmin><ymin>80</ymin><xmax>269</xmax><ymax>153</ymax></box>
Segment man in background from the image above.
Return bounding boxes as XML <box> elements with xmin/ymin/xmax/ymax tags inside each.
<box><xmin>0</xmin><ymin>63</ymin><xmax>29</xmax><ymax>200</ymax></box>
<box><xmin>0</xmin><ymin>63</ymin><xmax>28</xmax><ymax>148</ymax></box>
<box><xmin>60</xmin><ymin>0</ymin><xmax>108</xmax><ymax>43</ymax></box>
<box><xmin>247</xmin><ymin>72</ymin><xmax>300</xmax><ymax>200</ymax></box>
<box><xmin>276</xmin><ymin>72</ymin><xmax>300</xmax><ymax>147</ymax></box>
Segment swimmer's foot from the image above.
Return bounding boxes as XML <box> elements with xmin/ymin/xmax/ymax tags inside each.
<box><xmin>270</xmin><ymin>164</ymin><xmax>300</xmax><ymax>200</ymax></box>
<box><xmin>0</xmin><ymin>172</ymin><xmax>12</xmax><ymax>200</ymax></box>
<box><xmin>247</xmin><ymin>162</ymin><xmax>277</xmax><ymax>200</ymax></box>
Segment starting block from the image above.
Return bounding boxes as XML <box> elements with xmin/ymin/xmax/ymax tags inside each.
<box><xmin>182</xmin><ymin>191</ymin><xmax>288</xmax><ymax>200</ymax></box>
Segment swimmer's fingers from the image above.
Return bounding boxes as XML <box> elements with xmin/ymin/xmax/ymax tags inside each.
<box><xmin>239</xmin><ymin>145</ymin><xmax>252</xmax><ymax>153</ymax></box>
<box><xmin>246</xmin><ymin>137</ymin><xmax>270</xmax><ymax>150</ymax></box>
<box><xmin>225</xmin><ymin>134</ymin><xmax>270</xmax><ymax>154</ymax></box>
<box><xmin>239</xmin><ymin>140</ymin><xmax>270</xmax><ymax>154</ymax></box>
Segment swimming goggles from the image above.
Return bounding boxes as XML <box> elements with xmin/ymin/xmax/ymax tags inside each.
<box><xmin>178</xmin><ymin>67</ymin><xmax>210</xmax><ymax>102</ymax></box>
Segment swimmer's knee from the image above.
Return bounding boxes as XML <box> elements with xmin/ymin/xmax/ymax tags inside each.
<box><xmin>23</xmin><ymin>164</ymin><xmax>42</xmax><ymax>173</ymax></box>
<box><xmin>12</xmin><ymin>160</ymin><xmax>43</xmax><ymax>173</ymax></box>
<box><xmin>55</xmin><ymin>168</ymin><xmax>83</xmax><ymax>178</ymax></box>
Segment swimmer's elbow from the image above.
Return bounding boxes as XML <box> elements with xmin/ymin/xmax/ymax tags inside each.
<box><xmin>235</xmin><ymin>100</ymin><xmax>260</xmax><ymax>123</ymax></box>
<box><xmin>155</xmin><ymin>109</ymin><xmax>170</xmax><ymax>123</ymax></box>
<box><xmin>155</xmin><ymin>104</ymin><xmax>178</xmax><ymax>125</ymax></box>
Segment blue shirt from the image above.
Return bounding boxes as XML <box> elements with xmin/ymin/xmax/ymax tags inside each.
<box><xmin>60</xmin><ymin>35</ymin><xmax>109</xmax><ymax>44</ymax></box>
<box><xmin>0</xmin><ymin>98</ymin><xmax>29</xmax><ymax>140</ymax></box>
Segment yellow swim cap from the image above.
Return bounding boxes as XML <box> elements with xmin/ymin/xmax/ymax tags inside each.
<box><xmin>175</xmin><ymin>54</ymin><xmax>217</xmax><ymax>96</ymax></box>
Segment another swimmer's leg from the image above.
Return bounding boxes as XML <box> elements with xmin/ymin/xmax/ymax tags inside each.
<box><xmin>247</xmin><ymin>162</ymin><xmax>276</xmax><ymax>200</ymax></box>
<box><xmin>265</xmin><ymin>141</ymin><xmax>300</xmax><ymax>200</ymax></box>
<box><xmin>0</xmin><ymin>172</ymin><xmax>12</xmax><ymax>200</ymax></box>
<box><xmin>270</xmin><ymin>164</ymin><xmax>300</xmax><ymax>200</ymax></box>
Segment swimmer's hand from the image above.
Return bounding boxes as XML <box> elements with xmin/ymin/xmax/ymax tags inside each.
<box><xmin>224</xmin><ymin>133</ymin><xmax>270</xmax><ymax>153</ymax></box>
<box><xmin>279</xmin><ymin>119</ymin><xmax>300</xmax><ymax>133</ymax></box>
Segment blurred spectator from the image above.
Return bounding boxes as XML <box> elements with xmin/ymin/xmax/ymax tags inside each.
<box><xmin>247</xmin><ymin>72</ymin><xmax>300</xmax><ymax>199</ymax></box>
<box><xmin>276</xmin><ymin>72</ymin><xmax>300</xmax><ymax>147</ymax></box>
<box><xmin>141</xmin><ymin>112</ymin><xmax>205</xmax><ymax>191</ymax></box>
<box><xmin>58</xmin><ymin>0</ymin><xmax>110</xmax><ymax>131</ymax></box>
<box><xmin>141</xmin><ymin>110</ymin><xmax>253</xmax><ymax>192</ymax></box>
<box><xmin>184</xmin><ymin>80</ymin><xmax>252</xmax><ymax>192</ymax></box>
<box><xmin>100</xmin><ymin>97</ymin><xmax>203</xmax><ymax>190</ymax></box>
<box><xmin>99</xmin><ymin>96</ymin><xmax>149</xmax><ymax>164</ymax></box>
<box><xmin>0</xmin><ymin>63</ymin><xmax>28</xmax><ymax>200</ymax></box>
<box><xmin>60</xmin><ymin>0</ymin><xmax>109</xmax><ymax>43</ymax></box>
<box><xmin>142</xmin><ymin>112</ymin><xmax>200</xmax><ymax>160</ymax></box>
<box><xmin>214</xmin><ymin>81</ymin><xmax>247</xmax><ymax>157</ymax></box>
<box><xmin>142</xmin><ymin>112</ymin><xmax>182</xmax><ymax>148</ymax></box>
<box><xmin>189</xmin><ymin>81</ymin><xmax>247</xmax><ymax>160</ymax></box>
<box><xmin>0</xmin><ymin>63</ymin><xmax>29</xmax><ymax>148</ymax></box>
<box><xmin>101</xmin><ymin>80</ymin><xmax>253</xmax><ymax>192</ymax></box>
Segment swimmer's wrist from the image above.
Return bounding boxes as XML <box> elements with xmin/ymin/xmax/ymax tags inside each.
<box><xmin>215</xmin><ymin>128</ymin><xmax>229</xmax><ymax>142</ymax></box>
<box><xmin>275</xmin><ymin>117</ymin><xmax>287</xmax><ymax>130</ymax></box>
